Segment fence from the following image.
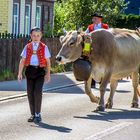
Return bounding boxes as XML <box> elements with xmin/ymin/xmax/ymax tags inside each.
<box><xmin>0</xmin><ymin>33</ymin><xmax>30</xmax><ymax>39</ymax></box>
<box><xmin>0</xmin><ymin>36</ymin><xmax>61</xmax><ymax>75</ymax></box>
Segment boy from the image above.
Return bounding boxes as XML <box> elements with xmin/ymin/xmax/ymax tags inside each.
<box><xmin>18</xmin><ymin>27</ymin><xmax>51</xmax><ymax>123</ymax></box>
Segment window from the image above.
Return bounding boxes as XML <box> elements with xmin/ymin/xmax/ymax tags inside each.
<box><xmin>25</xmin><ymin>4</ymin><xmax>31</xmax><ymax>35</ymax></box>
<box><xmin>36</xmin><ymin>6</ymin><xmax>41</xmax><ymax>28</ymax></box>
<box><xmin>12</xmin><ymin>3</ymin><xmax>19</xmax><ymax>35</ymax></box>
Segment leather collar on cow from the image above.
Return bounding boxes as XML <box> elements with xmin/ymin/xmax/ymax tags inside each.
<box><xmin>78</xmin><ymin>32</ymin><xmax>92</xmax><ymax>58</ymax></box>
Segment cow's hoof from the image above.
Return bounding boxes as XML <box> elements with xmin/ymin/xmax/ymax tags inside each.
<box><xmin>131</xmin><ymin>103</ymin><xmax>139</xmax><ymax>108</ymax></box>
<box><xmin>90</xmin><ymin>96</ymin><xmax>100</xmax><ymax>103</ymax></box>
<box><xmin>94</xmin><ymin>106</ymin><xmax>105</xmax><ymax>112</ymax></box>
<box><xmin>105</xmin><ymin>102</ymin><xmax>113</xmax><ymax>109</ymax></box>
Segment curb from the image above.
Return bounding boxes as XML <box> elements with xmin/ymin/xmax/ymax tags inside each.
<box><xmin>0</xmin><ymin>82</ymin><xmax>84</xmax><ymax>102</ymax></box>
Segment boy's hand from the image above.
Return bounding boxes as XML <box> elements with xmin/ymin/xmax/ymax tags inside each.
<box><xmin>44</xmin><ymin>73</ymin><xmax>51</xmax><ymax>83</ymax></box>
<box><xmin>18</xmin><ymin>73</ymin><xmax>23</xmax><ymax>81</ymax></box>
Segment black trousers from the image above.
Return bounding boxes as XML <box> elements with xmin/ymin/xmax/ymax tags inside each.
<box><xmin>25</xmin><ymin>66</ymin><xmax>45</xmax><ymax>115</ymax></box>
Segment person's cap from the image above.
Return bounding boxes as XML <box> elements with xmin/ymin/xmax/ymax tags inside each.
<box><xmin>30</xmin><ymin>27</ymin><xmax>41</xmax><ymax>34</ymax></box>
<box><xmin>91</xmin><ymin>13</ymin><xmax>103</xmax><ymax>18</ymax></box>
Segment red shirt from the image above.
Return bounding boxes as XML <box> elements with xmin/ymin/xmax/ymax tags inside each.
<box><xmin>88</xmin><ymin>23</ymin><xmax>109</xmax><ymax>33</ymax></box>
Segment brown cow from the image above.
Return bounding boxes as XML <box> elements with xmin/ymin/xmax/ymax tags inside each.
<box><xmin>56</xmin><ymin>28</ymin><xmax>140</xmax><ymax>111</ymax></box>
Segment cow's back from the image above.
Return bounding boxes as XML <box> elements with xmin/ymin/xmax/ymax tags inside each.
<box><xmin>111</xmin><ymin>28</ymin><xmax>140</xmax><ymax>77</ymax></box>
<box><xmin>90</xmin><ymin>28</ymin><xmax>140</xmax><ymax>79</ymax></box>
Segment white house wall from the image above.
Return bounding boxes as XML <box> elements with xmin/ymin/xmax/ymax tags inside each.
<box><xmin>7</xmin><ymin>0</ymin><xmax>54</xmax><ymax>34</ymax></box>
<box><xmin>31</xmin><ymin>0</ymin><xmax>36</xmax><ymax>29</ymax></box>
<box><xmin>19</xmin><ymin>0</ymin><xmax>25</xmax><ymax>34</ymax></box>
<box><xmin>8</xmin><ymin>0</ymin><xmax>37</xmax><ymax>34</ymax></box>
<box><xmin>8</xmin><ymin>0</ymin><xmax>13</xmax><ymax>33</ymax></box>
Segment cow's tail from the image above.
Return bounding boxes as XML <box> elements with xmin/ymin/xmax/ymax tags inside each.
<box><xmin>137</xmin><ymin>67</ymin><xmax>140</xmax><ymax>97</ymax></box>
<box><xmin>137</xmin><ymin>86</ymin><xmax>140</xmax><ymax>97</ymax></box>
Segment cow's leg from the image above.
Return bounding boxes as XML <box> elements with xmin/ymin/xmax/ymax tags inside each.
<box><xmin>85</xmin><ymin>76</ymin><xmax>99</xmax><ymax>103</ymax></box>
<box><xmin>95</xmin><ymin>73</ymin><xmax>111</xmax><ymax>111</ymax></box>
<box><xmin>106</xmin><ymin>79</ymin><xmax>118</xmax><ymax>109</ymax></box>
<box><xmin>131</xmin><ymin>71</ymin><xmax>139</xmax><ymax>108</ymax></box>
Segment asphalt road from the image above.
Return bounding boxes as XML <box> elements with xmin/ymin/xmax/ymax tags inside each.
<box><xmin>0</xmin><ymin>80</ymin><xmax>140</xmax><ymax>140</ymax></box>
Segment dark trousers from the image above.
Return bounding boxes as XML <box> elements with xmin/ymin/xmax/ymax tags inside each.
<box><xmin>25</xmin><ymin>66</ymin><xmax>45</xmax><ymax>115</ymax></box>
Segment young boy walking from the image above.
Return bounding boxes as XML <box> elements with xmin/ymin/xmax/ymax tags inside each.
<box><xmin>18</xmin><ymin>27</ymin><xmax>51</xmax><ymax>123</ymax></box>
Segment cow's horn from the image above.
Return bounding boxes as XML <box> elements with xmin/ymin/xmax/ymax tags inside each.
<box><xmin>62</xmin><ymin>27</ymin><xmax>67</xmax><ymax>35</ymax></box>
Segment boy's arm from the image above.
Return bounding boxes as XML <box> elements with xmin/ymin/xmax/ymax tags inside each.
<box><xmin>18</xmin><ymin>58</ymin><xmax>25</xmax><ymax>81</ymax></box>
<box><xmin>44</xmin><ymin>58</ymin><xmax>51</xmax><ymax>83</ymax></box>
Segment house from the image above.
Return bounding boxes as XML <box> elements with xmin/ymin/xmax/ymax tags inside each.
<box><xmin>0</xmin><ymin>0</ymin><xmax>55</xmax><ymax>35</ymax></box>
<box><xmin>125</xmin><ymin>0</ymin><xmax>140</xmax><ymax>15</ymax></box>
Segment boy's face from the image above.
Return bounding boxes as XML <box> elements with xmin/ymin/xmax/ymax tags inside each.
<box><xmin>92</xmin><ymin>16</ymin><xmax>102</xmax><ymax>24</ymax></box>
<box><xmin>30</xmin><ymin>31</ymin><xmax>42</xmax><ymax>43</ymax></box>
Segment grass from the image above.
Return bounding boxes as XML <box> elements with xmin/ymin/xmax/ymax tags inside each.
<box><xmin>51</xmin><ymin>63</ymin><xmax>72</xmax><ymax>74</ymax></box>
<box><xmin>0</xmin><ymin>70</ymin><xmax>16</xmax><ymax>81</ymax></box>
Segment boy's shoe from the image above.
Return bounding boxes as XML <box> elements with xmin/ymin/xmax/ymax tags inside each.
<box><xmin>34</xmin><ymin>114</ymin><xmax>42</xmax><ymax>123</ymax></box>
<box><xmin>28</xmin><ymin>115</ymin><xmax>35</xmax><ymax>122</ymax></box>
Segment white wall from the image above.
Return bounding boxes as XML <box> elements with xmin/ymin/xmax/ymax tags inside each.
<box><xmin>8</xmin><ymin>0</ymin><xmax>13</xmax><ymax>33</ymax></box>
<box><xmin>19</xmin><ymin>0</ymin><xmax>25</xmax><ymax>34</ymax></box>
<box><xmin>31</xmin><ymin>0</ymin><xmax>36</xmax><ymax>29</ymax></box>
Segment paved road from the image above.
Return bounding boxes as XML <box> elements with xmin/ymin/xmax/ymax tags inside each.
<box><xmin>0</xmin><ymin>79</ymin><xmax>140</xmax><ymax>140</ymax></box>
<box><xmin>0</xmin><ymin>72</ymin><xmax>83</xmax><ymax>101</ymax></box>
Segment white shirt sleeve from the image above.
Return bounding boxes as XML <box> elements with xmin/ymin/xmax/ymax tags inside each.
<box><xmin>85</xmin><ymin>28</ymin><xmax>90</xmax><ymax>34</ymax></box>
<box><xmin>20</xmin><ymin>45</ymin><xmax>27</xmax><ymax>58</ymax></box>
<box><xmin>45</xmin><ymin>45</ymin><xmax>51</xmax><ymax>59</ymax></box>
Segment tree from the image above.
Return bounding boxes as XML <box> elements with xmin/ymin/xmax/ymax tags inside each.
<box><xmin>53</xmin><ymin>2</ymin><xmax>66</xmax><ymax>36</ymax></box>
<box><xmin>54</xmin><ymin>0</ymin><xmax>128</xmax><ymax>36</ymax></box>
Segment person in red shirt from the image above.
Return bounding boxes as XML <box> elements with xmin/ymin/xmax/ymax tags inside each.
<box><xmin>85</xmin><ymin>13</ymin><xmax>109</xmax><ymax>88</ymax></box>
<box><xmin>85</xmin><ymin>13</ymin><xmax>109</xmax><ymax>33</ymax></box>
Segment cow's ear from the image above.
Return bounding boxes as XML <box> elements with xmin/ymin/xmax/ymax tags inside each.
<box><xmin>60</xmin><ymin>36</ymin><xmax>64</xmax><ymax>43</ymax></box>
<box><xmin>76</xmin><ymin>35</ymin><xmax>83</xmax><ymax>46</ymax></box>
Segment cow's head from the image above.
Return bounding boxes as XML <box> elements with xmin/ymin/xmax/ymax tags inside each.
<box><xmin>56</xmin><ymin>31</ymin><xmax>84</xmax><ymax>64</ymax></box>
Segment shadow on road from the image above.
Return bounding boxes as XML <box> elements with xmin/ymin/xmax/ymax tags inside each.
<box><xmin>74</xmin><ymin>108</ymin><xmax>140</xmax><ymax>122</ymax></box>
<box><xmin>94</xmin><ymin>87</ymin><xmax>131</xmax><ymax>93</ymax></box>
<box><xmin>118</xmin><ymin>79</ymin><xmax>130</xmax><ymax>83</ymax></box>
<box><xmin>47</xmin><ymin>85</ymin><xmax>84</xmax><ymax>94</ymax></box>
<box><xmin>31</xmin><ymin>122</ymin><xmax>72</xmax><ymax>133</ymax></box>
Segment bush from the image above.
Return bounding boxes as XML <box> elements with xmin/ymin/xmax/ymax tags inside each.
<box><xmin>51</xmin><ymin>63</ymin><xmax>72</xmax><ymax>74</ymax></box>
<box><xmin>113</xmin><ymin>14</ymin><xmax>140</xmax><ymax>29</ymax></box>
<box><xmin>43</xmin><ymin>22</ymin><xmax>53</xmax><ymax>38</ymax></box>
<box><xmin>0</xmin><ymin>70</ymin><xmax>16</xmax><ymax>81</ymax></box>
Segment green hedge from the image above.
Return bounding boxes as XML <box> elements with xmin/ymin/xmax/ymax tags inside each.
<box><xmin>113</xmin><ymin>14</ymin><xmax>140</xmax><ymax>29</ymax></box>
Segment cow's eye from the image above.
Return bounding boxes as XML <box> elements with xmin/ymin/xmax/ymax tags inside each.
<box><xmin>70</xmin><ymin>42</ymin><xmax>74</xmax><ymax>46</ymax></box>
